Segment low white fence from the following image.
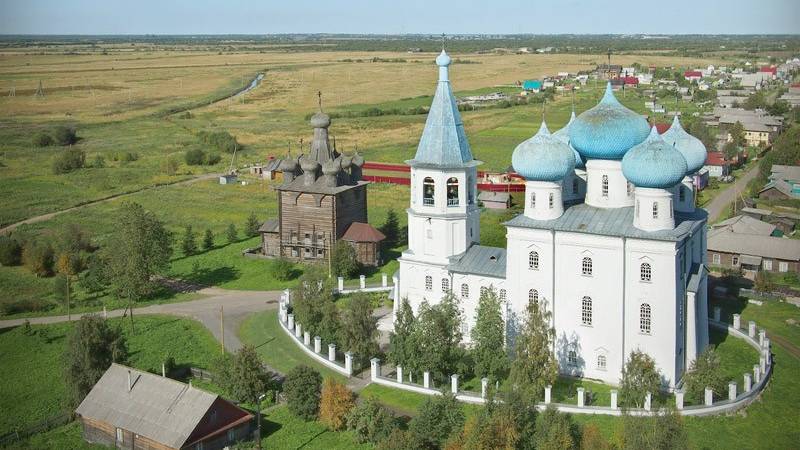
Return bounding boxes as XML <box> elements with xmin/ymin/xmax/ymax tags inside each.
<box><xmin>335</xmin><ymin>273</ymin><xmax>395</xmax><ymax>296</ymax></box>
<box><xmin>279</xmin><ymin>292</ymin><xmax>772</xmax><ymax>417</ymax></box>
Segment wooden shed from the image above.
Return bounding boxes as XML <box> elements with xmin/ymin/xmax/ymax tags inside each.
<box><xmin>341</xmin><ymin>222</ymin><xmax>386</xmax><ymax>267</ymax></box>
<box><xmin>76</xmin><ymin>364</ymin><xmax>253</xmax><ymax>450</ymax></box>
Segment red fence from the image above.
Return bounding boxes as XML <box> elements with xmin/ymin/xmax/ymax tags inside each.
<box><xmin>362</xmin><ymin>161</ymin><xmax>525</xmax><ymax>192</ymax></box>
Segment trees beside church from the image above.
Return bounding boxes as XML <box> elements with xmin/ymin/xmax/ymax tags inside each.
<box><xmin>507</xmin><ymin>297</ymin><xmax>558</xmax><ymax>404</ymax></box>
<box><xmin>471</xmin><ymin>287</ymin><xmax>508</xmax><ymax>383</ymax></box>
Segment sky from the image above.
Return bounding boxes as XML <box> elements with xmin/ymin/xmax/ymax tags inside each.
<box><xmin>2</xmin><ymin>0</ymin><xmax>798</xmax><ymax>35</ymax></box>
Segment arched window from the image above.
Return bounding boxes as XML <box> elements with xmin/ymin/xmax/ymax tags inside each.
<box><xmin>572</xmin><ymin>177</ymin><xmax>579</xmax><ymax>194</ymax></box>
<box><xmin>530</xmin><ymin>192</ymin><xmax>536</xmax><ymax>208</ymax></box>
<box><xmin>597</xmin><ymin>355</ymin><xmax>607</xmax><ymax>370</ymax></box>
<box><xmin>581</xmin><ymin>296</ymin><xmax>592</xmax><ymax>326</ymax></box>
<box><xmin>461</xmin><ymin>283</ymin><xmax>469</xmax><ymax>299</ymax></box>
<box><xmin>582</xmin><ymin>257</ymin><xmax>593</xmax><ymax>276</ymax></box>
<box><xmin>652</xmin><ymin>202</ymin><xmax>659</xmax><ymax>219</ymax></box>
<box><xmin>441</xmin><ymin>278</ymin><xmax>450</xmax><ymax>292</ymax></box>
<box><xmin>548</xmin><ymin>193</ymin><xmax>554</xmax><ymax>208</ymax></box>
<box><xmin>425</xmin><ymin>275</ymin><xmax>432</xmax><ymax>291</ymax></box>
<box><xmin>679</xmin><ymin>186</ymin><xmax>685</xmax><ymax>202</ymax></box>
<box><xmin>423</xmin><ymin>177</ymin><xmax>435</xmax><ymax>205</ymax></box>
<box><xmin>446</xmin><ymin>177</ymin><xmax>459</xmax><ymax>207</ymax></box>
<box><xmin>528</xmin><ymin>289</ymin><xmax>539</xmax><ymax>306</ymax></box>
<box><xmin>499</xmin><ymin>289</ymin><xmax>506</xmax><ymax>302</ymax></box>
<box><xmin>568</xmin><ymin>351</ymin><xmax>577</xmax><ymax>365</ymax></box>
<box><xmin>640</xmin><ymin>263</ymin><xmax>652</xmax><ymax>282</ymax></box>
<box><xmin>528</xmin><ymin>251</ymin><xmax>539</xmax><ymax>270</ymax></box>
<box><xmin>480</xmin><ymin>286</ymin><xmax>488</xmax><ymax>298</ymax></box>
<box><xmin>640</xmin><ymin>303</ymin><xmax>652</xmax><ymax>334</ymax></box>
<box><xmin>602</xmin><ymin>175</ymin><xmax>609</xmax><ymax>197</ymax></box>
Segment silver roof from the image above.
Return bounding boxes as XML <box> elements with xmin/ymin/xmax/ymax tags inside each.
<box><xmin>707</xmin><ymin>229</ymin><xmax>800</xmax><ymax>261</ymax></box>
<box><xmin>505</xmin><ymin>203</ymin><xmax>706</xmax><ymax>242</ymax></box>
<box><xmin>448</xmin><ymin>245</ymin><xmax>507</xmax><ymax>278</ymax></box>
<box><xmin>75</xmin><ymin>364</ymin><xmax>218</xmax><ymax>449</ymax></box>
<box><xmin>711</xmin><ymin>215</ymin><xmax>777</xmax><ymax>236</ymax></box>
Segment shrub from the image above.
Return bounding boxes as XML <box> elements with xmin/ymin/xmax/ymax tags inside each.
<box><xmin>347</xmin><ymin>396</ymin><xmax>396</xmax><ymax>444</ymax></box>
<box><xmin>272</xmin><ymin>257</ymin><xmax>295</xmax><ymax>281</ymax></box>
<box><xmin>620</xmin><ymin>350</ymin><xmax>661</xmax><ymax>408</ymax></box>
<box><xmin>198</xmin><ymin>130</ymin><xmax>239</xmax><ymax>153</ymax></box>
<box><xmin>283</xmin><ymin>365</ymin><xmax>322</xmax><ymax>421</ymax></box>
<box><xmin>33</xmin><ymin>132</ymin><xmax>53</xmax><ymax>147</ymax></box>
<box><xmin>226</xmin><ymin>223</ymin><xmax>238</xmax><ymax>243</ymax></box>
<box><xmin>0</xmin><ymin>235</ymin><xmax>22</xmax><ymax>266</ymax></box>
<box><xmin>160</xmin><ymin>157</ymin><xmax>179</xmax><ymax>175</ymax></box>
<box><xmin>408</xmin><ymin>393</ymin><xmax>464</xmax><ymax>448</ymax></box>
<box><xmin>52</xmin><ymin>147</ymin><xmax>86</xmax><ymax>174</ymax></box>
<box><xmin>181</xmin><ymin>225</ymin><xmax>198</xmax><ymax>256</ymax></box>
<box><xmin>376</xmin><ymin>429</ymin><xmax>423</xmax><ymax>450</ymax></box>
<box><xmin>52</xmin><ymin>126</ymin><xmax>77</xmax><ymax>146</ymax></box>
<box><xmin>319</xmin><ymin>378</ymin><xmax>355</xmax><ymax>431</ymax></box>
<box><xmin>185</xmin><ymin>148</ymin><xmax>207</xmax><ymax>166</ymax></box>
<box><xmin>22</xmin><ymin>240</ymin><xmax>54</xmax><ymax>276</ymax></box>
<box><xmin>206</xmin><ymin>153</ymin><xmax>222</xmax><ymax>165</ymax></box>
<box><xmin>0</xmin><ymin>298</ymin><xmax>53</xmax><ymax>316</ymax></box>
<box><xmin>332</xmin><ymin>241</ymin><xmax>360</xmax><ymax>278</ymax></box>
<box><xmin>90</xmin><ymin>155</ymin><xmax>105</xmax><ymax>168</ymax></box>
<box><xmin>202</xmin><ymin>229</ymin><xmax>214</xmax><ymax>251</ymax></box>
<box><xmin>244</xmin><ymin>212</ymin><xmax>260</xmax><ymax>237</ymax></box>
<box><xmin>120</xmin><ymin>152</ymin><xmax>139</xmax><ymax>162</ymax></box>
<box><xmin>682</xmin><ymin>347</ymin><xmax>726</xmax><ymax>403</ymax></box>
<box><xmin>533</xmin><ymin>405</ymin><xmax>576</xmax><ymax>450</ymax></box>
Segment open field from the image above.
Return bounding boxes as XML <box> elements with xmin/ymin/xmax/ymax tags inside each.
<box><xmin>0</xmin><ymin>314</ymin><xmax>221</xmax><ymax>437</ymax></box>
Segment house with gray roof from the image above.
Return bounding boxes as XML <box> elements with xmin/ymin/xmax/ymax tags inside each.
<box><xmin>76</xmin><ymin>364</ymin><xmax>253</xmax><ymax>450</ymax></box>
<box><xmin>707</xmin><ymin>228</ymin><xmax>800</xmax><ymax>274</ymax></box>
<box><xmin>710</xmin><ymin>214</ymin><xmax>779</xmax><ymax>237</ymax></box>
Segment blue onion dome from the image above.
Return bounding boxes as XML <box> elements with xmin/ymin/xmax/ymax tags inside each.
<box><xmin>512</xmin><ymin>121</ymin><xmax>576</xmax><ymax>182</ymax></box>
<box><xmin>436</xmin><ymin>49</ymin><xmax>452</xmax><ymax>67</ymax></box>
<box><xmin>553</xmin><ymin>111</ymin><xmax>585</xmax><ymax>169</ymax></box>
<box><xmin>622</xmin><ymin>127</ymin><xmax>688</xmax><ymax>189</ymax></box>
<box><xmin>661</xmin><ymin>115</ymin><xmax>707</xmax><ymax>174</ymax></box>
<box><xmin>568</xmin><ymin>83</ymin><xmax>650</xmax><ymax>160</ymax></box>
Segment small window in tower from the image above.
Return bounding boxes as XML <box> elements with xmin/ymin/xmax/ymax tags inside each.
<box><xmin>679</xmin><ymin>186</ymin><xmax>685</xmax><ymax>202</ymax></box>
<box><xmin>499</xmin><ymin>289</ymin><xmax>506</xmax><ymax>302</ymax></box>
<box><xmin>582</xmin><ymin>257</ymin><xmax>593</xmax><ymax>276</ymax></box>
<box><xmin>640</xmin><ymin>303</ymin><xmax>652</xmax><ymax>334</ymax></box>
<box><xmin>423</xmin><ymin>177</ymin><xmax>435</xmax><ymax>206</ymax></box>
<box><xmin>528</xmin><ymin>251</ymin><xmax>539</xmax><ymax>270</ymax></box>
<box><xmin>670</xmin><ymin>200</ymin><xmax>673</xmax><ymax>218</ymax></box>
<box><xmin>528</xmin><ymin>289</ymin><xmax>539</xmax><ymax>307</ymax></box>
<box><xmin>652</xmin><ymin>202</ymin><xmax>659</xmax><ymax>219</ymax></box>
<box><xmin>572</xmin><ymin>177</ymin><xmax>579</xmax><ymax>194</ymax></box>
<box><xmin>582</xmin><ymin>296</ymin><xmax>592</xmax><ymax>326</ymax></box>
<box><xmin>640</xmin><ymin>263</ymin><xmax>652</xmax><ymax>282</ymax></box>
<box><xmin>447</xmin><ymin>177</ymin><xmax>460</xmax><ymax>207</ymax></box>
<box><xmin>549</xmin><ymin>193</ymin><xmax>554</xmax><ymax>208</ymax></box>
<box><xmin>602</xmin><ymin>175</ymin><xmax>609</xmax><ymax>197</ymax></box>
<box><xmin>597</xmin><ymin>355</ymin><xmax>607</xmax><ymax>370</ymax></box>
<box><xmin>461</xmin><ymin>283</ymin><xmax>469</xmax><ymax>299</ymax></box>
<box><xmin>530</xmin><ymin>192</ymin><xmax>536</xmax><ymax>208</ymax></box>
<box><xmin>441</xmin><ymin>278</ymin><xmax>450</xmax><ymax>292</ymax></box>
<box><xmin>425</xmin><ymin>275</ymin><xmax>432</xmax><ymax>291</ymax></box>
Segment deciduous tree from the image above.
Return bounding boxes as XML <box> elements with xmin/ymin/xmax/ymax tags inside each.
<box><xmin>214</xmin><ymin>345</ymin><xmax>273</xmax><ymax>406</ymax></box>
<box><xmin>507</xmin><ymin>298</ymin><xmax>557</xmax><ymax>403</ymax></box>
<box><xmin>387</xmin><ymin>298</ymin><xmax>417</xmax><ymax>372</ymax></box>
<box><xmin>533</xmin><ymin>405</ymin><xmax>576</xmax><ymax>450</ymax></box>
<box><xmin>332</xmin><ymin>240</ymin><xmax>360</xmax><ymax>278</ymax></box>
<box><xmin>283</xmin><ymin>365</ymin><xmax>322</xmax><ymax>421</ymax></box>
<box><xmin>412</xmin><ymin>293</ymin><xmax>463</xmax><ymax>381</ymax></box>
<box><xmin>64</xmin><ymin>316</ymin><xmax>127</xmax><ymax>405</ymax></box>
<box><xmin>338</xmin><ymin>292</ymin><xmax>379</xmax><ymax>366</ymax></box>
<box><xmin>683</xmin><ymin>347</ymin><xmax>726</xmax><ymax>404</ymax></box>
<box><xmin>319</xmin><ymin>378</ymin><xmax>355</xmax><ymax>431</ymax></box>
<box><xmin>471</xmin><ymin>286</ymin><xmax>509</xmax><ymax>382</ymax></box>
<box><xmin>181</xmin><ymin>225</ymin><xmax>198</xmax><ymax>256</ymax></box>
<box><xmin>409</xmin><ymin>392</ymin><xmax>465</xmax><ymax>449</ymax></box>
<box><xmin>347</xmin><ymin>395</ymin><xmax>397</xmax><ymax>444</ymax></box>
<box><xmin>202</xmin><ymin>229</ymin><xmax>214</xmax><ymax>251</ymax></box>
<box><xmin>620</xmin><ymin>350</ymin><xmax>661</xmax><ymax>408</ymax></box>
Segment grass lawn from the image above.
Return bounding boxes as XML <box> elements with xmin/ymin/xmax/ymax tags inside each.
<box><xmin>0</xmin><ymin>314</ymin><xmax>221</xmax><ymax>436</ymax></box>
<box><xmin>358</xmin><ymin>383</ymin><xmax>483</xmax><ymax>420</ymax></box>
<box><xmin>11</xmin><ymin>421</ymin><xmax>104</xmax><ymax>450</ymax></box>
<box><xmin>238</xmin><ymin>309</ymin><xmax>348</xmax><ymax>381</ymax></box>
<box><xmin>259</xmin><ymin>405</ymin><xmax>372</xmax><ymax>450</ymax></box>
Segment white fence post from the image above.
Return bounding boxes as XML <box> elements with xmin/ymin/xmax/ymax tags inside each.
<box><xmin>759</xmin><ymin>356</ymin><xmax>766</xmax><ymax>374</ymax></box>
<box><xmin>370</xmin><ymin>358</ymin><xmax>380</xmax><ymax>380</ymax></box>
<box><xmin>728</xmin><ymin>381</ymin><xmax>737</xmax><ymax>401</ymax></box>
<box><xmin>644</xmin><ymin>392</ymin><xmax>652</xmax><ymax>411</ymax></box>
<box><xmin>481</xmin><ymin>378</ymin><xmax>489</xmax><ymax>399</ymax></box>
<box><xmin>103</xmin><ymin>306</ymin><xmax>107</xmax><ymax>319</ymax></box>
<box><xmin>748</xmin><ymin>321</ymin><xmax>756</xmax><ymax>338</ymax></box>
<box><xmin>744</xmin><ymin>373</ymin><xmax>752</xmax><ymax>392</ymax></box>
<box><xmin>328</xmin><ymin>344</ymin><xmax>336</xmax><ymax>362</ymax></box>
<box><xmin>733</xmin><ymin>314</ymin><xmax>741</xmax><ymax>330</ymax></box>
<box><xmin>295</xmin><ymin>323</ymin><xmax>302</xmax><ymax>339</ymax></box>
<box><xmin>577</xmin><ymin>387</ymin><xmax>585</xmax><ymax>407</ymax></box>
<box><xmin>359</xmin><ymin>275</ymin><xmax>366</xmax><ymax>289</ymax></box>
<box><xmin>314</xmin><ymin>336</ymin><xmax>322</xmax><ymax>354</ymax></box>
<box><xmin>713</xmin><ymin>306</ymin><xmax>721</xmax><ymax>322</ymax></box>
<box><xmin>304</xmin><ymin>331</ymin><xmax>310</xmax><ymax>346</ymax></box>
<box><xmin>610</xmin><ymin>390</ymin><xmax>618</xmax><ymax>410</ymax></box>
<box><xmin>287</xmin><ymin>314</ymin><xmax>294</xmax><ymax>330</ymax></box>
<box><xmin>759</xmin><ymin>330</ymin><xmax>766</xmax><ymax>347</ymax></box>
<box><xmin>763</xmin><ymin>338</ymin><xmax>770</xmax><ymax>352</ymax></box>
<box><xmin>752</xmin><ymin>365</ymin><xmax>760</xmax><ymax>383</ymax></box>
<box><xmin>545</xmin><ymin>385</ymin><xmax>552</xmax><ymax>404</ymax></box>
<box><xmin>423</xmin><ymin>371</ymin><xmax>431</xmax><ymax>389</ymax></box>
<box><xmin>382</xmin><ymin>273</ymin><xmax>388</xmax><ymax>287</ymax></box>
<box><xmin>337</xmin><ymin>276</ymin><xmax>344</xmax><ymax>292</ymax></box>
<box><xmin>451</xmin><ymin>374</ymin><xmax>459</xmax><ymax>394</ymax></box>
<box><xmin>345</xmin><ymin>352</ymin><xmax>353</xmax><ymax>376</ymax></box>
<box><xmin>704</xmin><ymin>387</ymin><xmax>713</xmax><ymax>406</ymax></box>
<box><xmin>396</xmin><ymin>366</ymin><xmax>404</xmax><ymax>384</ymax></box>
<box><xmin>675</xmin><ymin>390</ymin><xmax>684</xmax><ymax>410</ymax></box>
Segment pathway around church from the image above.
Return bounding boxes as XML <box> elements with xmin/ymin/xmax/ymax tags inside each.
<box><xmin>704</xmin><ymin>163</ymin><xmax>760</xmax><ymax>223</ymax></box>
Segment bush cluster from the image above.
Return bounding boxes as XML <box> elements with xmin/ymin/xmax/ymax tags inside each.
<box><xmin>197</xmin><ymin>130</ymin><xmax>239</xmax><ymax>154</ymax></box>
<box><xmin>185</xmin><ymin>148</ymin><xmax>221</xmax><ymax>166</ymax></box>
<box><xmin>52</xmin><ymin>148</ymin><xmax>86</xmax><ymax>174</ymax></box>
<box><xmin>34</xmin><ymin>125</ymin><xmax>77</xmax><ymax>147</ymax></box>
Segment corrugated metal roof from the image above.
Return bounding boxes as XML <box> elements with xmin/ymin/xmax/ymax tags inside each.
<box><xmin>75</xmin><ymin>364</ymin><xmax>218</xmax><ymax>449</ymax></box>
<box><xmin>711</xmin><ymin>215</ymin><xmax>776</xmax><ymax>236</ymax></box>
<box><xmin>707</xmin><ymin>229</ymin><xmax>800</xmax><ymax>261</ymax></box>
<box><xmin>341</xmin><ymin>222</ymin><xmax>386</xmax><ymax>242</ymax></box>
<box><xmin>448</xmin><ymin>245</ymin><xmax>507</xmax><ymax>278</ymax></box>
<box><xmin>259</xmin><ymin>218</ymin><xmax>279</xmax><ymax>233</ymax></box>
<box><xmin>505</xmin><ymin>203</ymin><xmax>706</xmax><ymax>242</ymax></box>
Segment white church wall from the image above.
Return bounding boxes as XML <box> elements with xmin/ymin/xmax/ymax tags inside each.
<box><xmin>398</xmin><ymin>261</ymin><xmax>451</xmax><ymax>315</ymax></box>
<box><xmin>505</xmin><ymin>226</ymin><xmax>555</xmax><ymax>336</ymax></box>
<box><xmin>450</xmin><ymin>273</ymin><xmax>506</xmax><ymax>344</ymax></box>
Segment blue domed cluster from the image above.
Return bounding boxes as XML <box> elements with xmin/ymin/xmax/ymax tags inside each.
<box><xmin>622</xmin><ymin>127</ymin><xmax>688</xmax><ymax>189</ymax></box>
<box><xmin>553</xmin><ymin>111</ymin><xmax>586</xmax><ymax>169</ymax></box>
<box><xmin>661</xmin><ymin>115</ymin><xmax>707</xmax><ymax>174</ymax></box>
<box><xmin>512</xmin><ymin>121</ymin><xmax>576</xmax><ymax>182</ymax></box>
<box><xmin>569</xmin><ymin>83</ymin><xmax>651</xmax><ymax>160</ymax></box>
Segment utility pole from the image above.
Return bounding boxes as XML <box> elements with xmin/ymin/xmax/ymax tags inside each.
<box><xmin>220</xmin><ymin>306</ymin><xmax>225</xmax><ymax>354</ymax></box>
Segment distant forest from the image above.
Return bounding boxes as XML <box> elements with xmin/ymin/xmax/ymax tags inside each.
<box><xmin>1</xmin><ymin>34</ymin><xmax>799</xmax><ymax>57</ymax></box>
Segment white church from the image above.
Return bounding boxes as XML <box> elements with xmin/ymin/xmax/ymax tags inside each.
<box><xmin>395</xmin><ymin>50</ymin><xmax>710</xmax><ymax>387</ymax></box>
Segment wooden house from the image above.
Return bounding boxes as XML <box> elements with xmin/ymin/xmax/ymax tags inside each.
<box><xmin>341</xmin><ymin>222</ymin><xmax>386</xmax><ymax>266</ymax></box>
<box><xmin>75</xmin><ymin>364</ymin><xmax>253</xmax><ymax>450</ymax></box>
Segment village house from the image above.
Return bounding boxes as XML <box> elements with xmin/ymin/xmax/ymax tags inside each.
<box><xmin>707</xmin><ymin>228</ymin><xmax>800</xmax><ymax>275</ymax></box>
<box><xmin>703</xmin><ymin>152</ymin><xmax>731</xmax><ymax>178</ymax></box>
<box><xmin>76</xmin><ymin>364</ymin><xmax>254</xmax><ymax>450</ymax></box>
<box><xmin>477</xmin><ymin>191</ymin><xmax>512</xmax><ymax>209</ymax></box>
<box><xmin>759</xmin><ymin>165</ymin><xmax>800</xmax><ymax>200</ymax></box>
<box><xmin>684</xmin><ymin>70</ymin><xmax>703</xmax><ymax>82</ymax></box>
<box><xmin>595</xmin><ymin>64</ymin><xmax>622</xmax><ymax>79</ymax></box>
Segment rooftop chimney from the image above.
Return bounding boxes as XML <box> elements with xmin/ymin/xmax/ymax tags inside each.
<box><xmin>127</xmin><ymin>370</ymin><xmax>132</xmax><ymax>392</ymax></box>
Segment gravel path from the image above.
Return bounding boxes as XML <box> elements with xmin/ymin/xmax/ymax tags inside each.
<box><xmin>704</xmin><ymin>164</ymin><xmax>760</xmax><ymax>223</ymax></box>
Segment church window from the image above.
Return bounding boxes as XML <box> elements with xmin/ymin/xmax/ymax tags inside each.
<box><xmin>640</xmin><ymin>263</ymin><xmax>652</xmax><ymax>282</ymax></box>
<box><xmin>548</xmin><ymin>193</ymin><xmax>554</xmax><ymax>208</ymax></box>
<box><xmin>480</xmin><ymin>286</ymin><xmax>488</xmax><ymax>298</ymax></box>
<box><xmin>581</xmin><ymin>296</ymin><xmax>592</xmax><ymax>326</ymax></box>
<box><xmin>640</xmin><ymin>303</ymin><xmax>652</xmax><ymax>334</ymax></box>
<box><xmin>568</xmin><ymin>351</ymin><xmax>577</xmax><ymax>365</ymax></box>
<box><xmin>652</xmin><ymin>202</ymin><xmax>659</xmax><ymax>219</ymax></box>
<box><xmin>441</xmin><ymin>278</ymin><xmax>450</xmax><ymax>292</ymax></box>
<box><xmin>530</xmin><ymin>192</ymin><xmax>536</xmax><ymax>208</ymax></box>
<box><xmin>597</xmin><ymin>355</ymin><xmax>607</xmax><ymax>370</ymax></box>
<box><xmin>679</xmin><ymin>187</ymin><xmax>685</xmax><ymax>202</ymax></box>
<box><xmin>447</xmin><ymin>177</ymin><xmax>460</xmax><ymax>207</ymax></box>
<box><xmin>423</xmin><ymin>177</ymin><xmax>435</xmax><ymax>206</ymax></box>
<box><xmin>582</xmin><ymin>257</ymin><xmax>593</xmax><ymax>276</ymax></box>
<box><xmin>499</xmin><ymin>289</ymin><xmax>506</xmax><ymax>302</ymax></box>
<box><xmin>572</xmin><ymin>177</ymin><xmax>579</xmax><ymax>194</ymax></box>
<box><xmin>602</xmin><ymin>175</ymin><xmax>609</xmax><ymax>197</ymax></box>
<box><xmin>528</xmin><ymin>289</ymin><xmax>539</xmax><ymax>307</ymax></box>
<box><xmin>528</xmin><ymin>251</ymin><xmax>539</xmax><ymax>270</ymax></box>
<box><xmin>669</xmin><ymin>200</ymin><xmax>673</xmax><ymax>218</ymax></box>
<box><xmin>425</xmin><ymin>275</ymin><xmax>432</xmax><ymax>291</ymax></box>
<box><xmin>461</xmin><ymin>283</ymin><xmax>469</xmax><ymax>299</ymax></box>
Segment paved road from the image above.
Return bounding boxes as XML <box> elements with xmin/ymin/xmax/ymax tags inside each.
<box><xmin>0</xmin><ymin>173</ymin><xmax>220</xmax><ymax>234</ymax></box>
<box><xmin>704</xmin><ymin>164</ymin><xmax>760</xmax><ymax>223</ymax></box>
<box><xmin>0</xmin><ymin>287</ymin><xmax>280</xmax><ymax>353</ymax></box>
